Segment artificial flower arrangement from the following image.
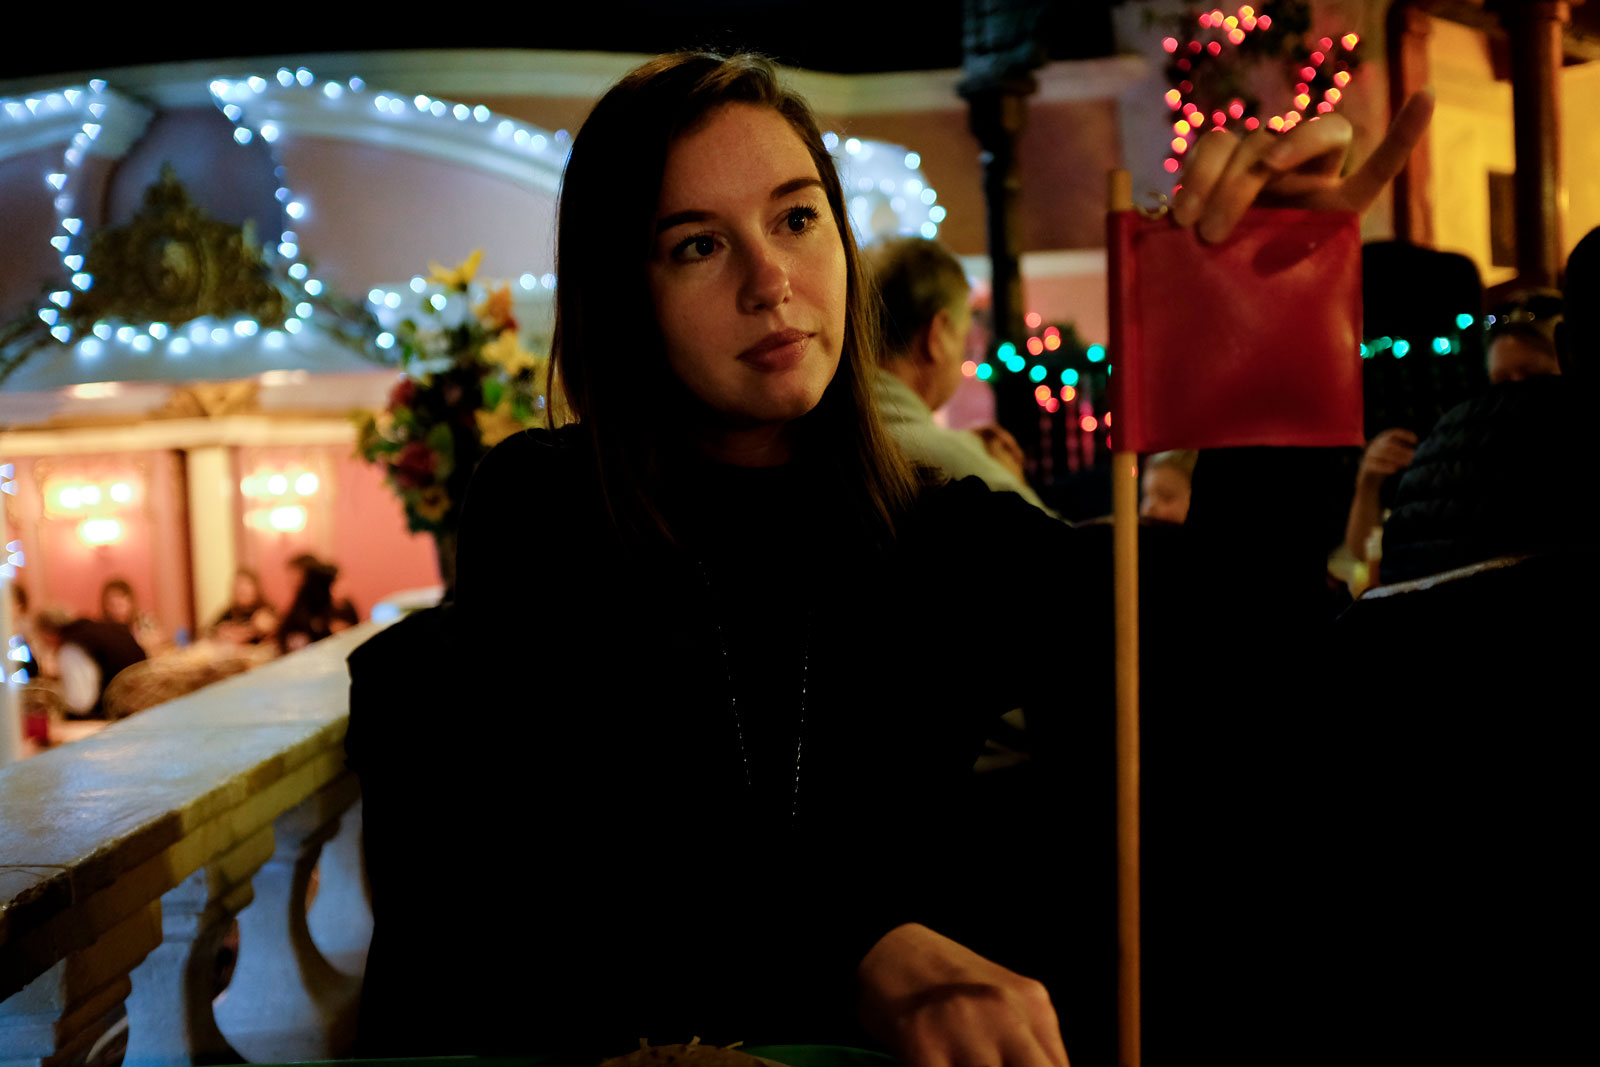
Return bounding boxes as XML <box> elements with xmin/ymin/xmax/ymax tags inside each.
<box><xmin>353</xmin><ymin>250</ymin><xmax>567</xmax><ymax>548</ymax></box>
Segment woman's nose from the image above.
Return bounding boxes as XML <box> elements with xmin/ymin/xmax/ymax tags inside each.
<box><xmin>738</xmin><ymin>244</ymin><xmax>791</xmax><ymax>313</ymax></box>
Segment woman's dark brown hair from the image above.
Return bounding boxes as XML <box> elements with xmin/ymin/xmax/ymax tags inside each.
<box><xmin>550</xmin><ymin>51</ymin><xmax>915</xmax><ymax>549</ymax></box>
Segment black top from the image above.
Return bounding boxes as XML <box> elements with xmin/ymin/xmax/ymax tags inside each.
<box><xmin>1381</xmin><ymin>377</ymin><xmax>1590</xmax><ymax>582</ymax></box>
<box><xmin>348</xmin><ymin>426</ymin><xmax>1120</xmax><ymax>1057</ymax></box>
<box><xmin>60</xmin><ymin>618</ymin><xmax>147</xmax><ymax>717</ymax></box>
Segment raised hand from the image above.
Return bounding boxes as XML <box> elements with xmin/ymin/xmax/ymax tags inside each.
<box><xmin>1171</xmin><ymin>90</ymin><xmax>1435</xmax><ymax>243</ymax></box>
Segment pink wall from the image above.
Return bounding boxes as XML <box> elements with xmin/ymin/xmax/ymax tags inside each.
<box><xmin>278</xmin><ymin>137</ymin><xmax>558</xmax><ymax>296</ymax></box>
<box><xmin>232</xmin><ymin>443</ymin><xmax>440</xmax><ymax>620</ymax></box>
<box><xmin>4</xmin><ymin>449</ymin><xmax>193</xmax><ymax>639</ymax></box>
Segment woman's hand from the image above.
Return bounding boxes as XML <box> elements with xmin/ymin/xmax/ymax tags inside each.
<box><xmin>858</xmin><ymin>923</ymin><xmax>1069</xmax><ymax>1067</ymax></box>
<box><xmin>1172</xmin><ymin>90</ymin><xmax>1436</xmax><ymax>243</ymax></box>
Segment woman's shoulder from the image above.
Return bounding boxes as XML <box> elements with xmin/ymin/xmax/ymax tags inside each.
<box><xmin>474</xmin><ymin>424</ymin><xmax>586</xmax><ymax>482</ymax></box>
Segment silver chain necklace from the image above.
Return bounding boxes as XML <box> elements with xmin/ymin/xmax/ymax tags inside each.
<box><xmin>699</xmin><ymin>562</ymin><xmax>810</xmax><ymax>819</ymax></box>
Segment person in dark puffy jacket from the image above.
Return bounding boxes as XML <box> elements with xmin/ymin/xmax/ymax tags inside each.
<box><xmin>1378</xmin><ymin>237</ymin><xmax>1596</xmax><ymax>584</ymax></box>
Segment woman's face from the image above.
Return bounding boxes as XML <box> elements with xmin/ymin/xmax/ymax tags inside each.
<box><xmin>647</xmin><ymin>103</ymin><xmax>846</xmax><ymax>446</ymax></box>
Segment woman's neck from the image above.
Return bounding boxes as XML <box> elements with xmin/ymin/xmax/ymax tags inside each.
<box><xmin>696</xmin><ymin>423</ymin><xmax>795</xmax><ymax>467</ymax></box>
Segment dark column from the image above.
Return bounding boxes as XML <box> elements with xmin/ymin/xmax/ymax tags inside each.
<box><xmin>1387</xmin><ymin>2</ymin><xmax>1435</xmax><ymax>247</ymax></box>
<box><xmin>1501</xmin><ymin>0</ymin><xmax>1572</xmax><ymax>288</ymax></box>
<box><xmin>959</xmin><ymin>0</ymin><xmax>1047</xmax><ymax>350</ymax></box>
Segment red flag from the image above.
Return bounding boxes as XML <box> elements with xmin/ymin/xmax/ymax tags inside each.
<box><xmin>1107</xmin><ymin>207</ymin><xmax>1364</xmax><ymax>453</ymax></box>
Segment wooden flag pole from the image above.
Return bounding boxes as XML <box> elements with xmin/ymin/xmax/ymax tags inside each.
<box><xmin>1107</xmin><ymin>169</ymin><xmax>1141</xmax><ymax>1067</ymax></box>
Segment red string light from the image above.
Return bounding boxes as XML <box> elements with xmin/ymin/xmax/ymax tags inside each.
<box><xmin>1160</xmin><ymin>7</ymin><xmax>1361</xmax><ymax>181</ymax></box>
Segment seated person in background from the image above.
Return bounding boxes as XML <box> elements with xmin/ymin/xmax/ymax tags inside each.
<box><xmin>862</xmin><ymin>236</ymin><xmax>1054</xmax><ymax>513</ymax></box>
<box><xmin>277</xmin><ymin>554</ymin><xmax>358</xmax><ymax>653</ymax></box>
<box><xmin>33</xmin><ymin>607</ymin><xmax>148</xmax><ymax>719</ymax></box>
<box><xmin>1558</xmin><ymin>225</ymin><xmax>1599</xmax><ymax>389</ymax></box>
<box><xmin>210</xmin><ymin>568</ymin><xmax>278</xmax><ymax>645</ymax></box>
<box><xmin>101</xmin><ymin>577</ymin><xmax>167</xmax><ymax>654</ymax></box>
<box><xmin>1138</xmin><ymin>450</ymin><xmax>1196</xmax><ymax>524</ymax></box>
<box><xmin>1379</xmin><ymin>285</ymin><xmax>1585</xmax><ymax>584</ymax></box>
<box><xmin>1486</xmin><ymin>288</ymin><xmax>1563</xmax><ymax>383</ymax></box>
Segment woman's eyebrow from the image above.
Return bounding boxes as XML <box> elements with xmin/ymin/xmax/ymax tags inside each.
<box><xmin>654</xmin><ymin>177</ymin><xmax>823</xmax><ymax>236</ymax></box>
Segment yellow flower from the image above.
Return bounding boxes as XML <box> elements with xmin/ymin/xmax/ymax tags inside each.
<box><xmin>481</xmin><ymin>330</ymin><xmax>540</xmax><ymax>375</ymax></box>
<box><xmin>475</xmin><ymin>400</ymin><xmax>525</xmax><ymax>449</ymax></box>
<box><xmin>414</xmin><ymin>485</ymin><xmax>451</xmax><ymax>522</ymax></box>
<box><xmin>476</xmin><ymin>284</ymin><xmax>516</xmax><ymax>332</ymax></box>
<box><xmin>428</xmin><ymin>249</ymin><xmax>483</xmax><ymax>290</ymax></box>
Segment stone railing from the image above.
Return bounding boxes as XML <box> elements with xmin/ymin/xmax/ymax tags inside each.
<box><xmin>0</xmin><ymin>622</ymin><xmax>384</xmax><ymax>1067</ymax></box>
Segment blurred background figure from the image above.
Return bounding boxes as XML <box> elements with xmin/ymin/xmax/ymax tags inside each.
<box><xmin>1138</xmin><ymin>450</ymin><xmax>1196</xmax><ymax>525</ymax></box>
<box><xmin>863</xmin><ymin>236</ymin><xmax>1053</xmax><ymax>513</ymax></box>
<box><xmin>1486</xmin><ymin>288</ymin><xmax>1564</xmax><ymax>383</ymax></box>
<box><xmin>1558</xmin><ymin>224</ymin><xmax>1600</xmax><ymax>389</ymax></box>
<box><xmin>1334</xmin><ymin>427</ymin><xmax>1418</xmax><ymax>595</ymax></box>
<box><xmin>210</xmin><ymin>568</ymin><xmax>279</xmax><ymax>646</ymax></box>
<box><xmin>100</xmin><ymin>577</ymin><xmax>168</xmax><ymax>655</ymax></box>
<box><xmin>277</xmin><ymin>555</ymin><xmax>358</xmax><ymax>653</ymax></box>
<box><xmin>32</xmin><ymin>606</ymin><xmax>148</xmax><ymax>719</ymax></box>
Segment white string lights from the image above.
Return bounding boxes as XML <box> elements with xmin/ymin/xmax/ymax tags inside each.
<box><xmin>826</xmin><ymin>132</ymin><xmax>943</xmax><ymax>244</ymax></box>
<box><xmin>9</xmin><ymin>65</ymin><xmax>946</xmax><ymax>381</ymax></box>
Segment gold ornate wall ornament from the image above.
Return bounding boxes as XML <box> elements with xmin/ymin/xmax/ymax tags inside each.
<box><xmin>157</xmin><ymin>380</ymin><xmax>262</xmax><ymax>418</ymax></box>
<box><xmin>66</xmin><ymin>165</ymin><xmax>286</xmax><ymax>330</ymax></box>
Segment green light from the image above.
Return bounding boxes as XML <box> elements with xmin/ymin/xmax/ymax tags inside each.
<box><xmin>1432</xmin><ymin>336</ymin><xmax>1451</xmax><ymax>355</ymax></box>
<box><xmin>1029</xmin><ymin>364</ymin><xmax>1047</xmax><ymax>382</ymax></box>
<box><xmin>1086</xmin><ymin>344</ymin><xmax>1106</xmax><ymax>363</ymax></box>
<box><xmin>1372</xmin><ymin>336</ymin><xmax>1392</xmax><ymax>351</ymax></box>
<box><xmin>1393</xmin><ymin>339</ymin><xmax>1410</xmax><ymax>358</ymax></box>
<box><xmin>1004</xmin><ymin>356</ymin><xmax>1025</xmax><ymax>373</ymax></box>
<box><xmin>996</xmin><ymin>341</ymin><xmax>1017</xmax><ymax>361</ymax></box>
<box><xmin>1360</xmin><ymin>343</ymin><xmax>1370</xmax><ymax>358</ymax></box>
<box><xmin>1455</xmin><ymin>313</ymin><xmax>1474</xmax><ymax>330</ymax></box>
<box><xmin>975</xmin><ymin>362</ymin><xmax>993</xmax><ymax>380</ymax></box>
<box><xmin>1060</xmin><ymin>367</ymin><xmax>1079</xmax><ymax>386</ymax></box>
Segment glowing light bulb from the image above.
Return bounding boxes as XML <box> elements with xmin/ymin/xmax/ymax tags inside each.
<box><xmin>975</xmin><ymin>363</ymin><xmax>993</xmax><ymax>381</ymax></box>
<box><xmin>1086</xmin><ymin>345</ymin><xmax>1106</xmax><ymax>363</ymax></box>
<box><xmin>1393</xmin><ymin>339</ymin><xmax>1411</xmax><ymax>358</ymax></box>
<box><xmin>961</xmin><ymin>360</ymin><xmax>977</xmax><ymax>378</ymax></box>
<box><xmin>110</xmin><ymin>482</ymin><xmax>132</xmax><ymax>503</ymax></box>
<box><xmin>267</xmin><ymin>474</ymin><xmax>289</xmax><ymax>495</ymax></box>
<box><xmin>1034</xmin><ymin>385</ymin><xmax>1052</xmax><ymax>403</ymax></box>
<box><xmin>1029</xmin><ymin>365</ymin><xmax>1047</xmax><ymax>383</ymax></box>
<box><xmin>1027</xmin><ymin>337</ymin><xmax>1044</xmax><ymax>356</ymax></box>
<box><xmin>1060</xmin><ymin>368</ymin><xmax>1079</xmax><ymax>386</ymax></box>
<box><xmin>1080</xmin><ymin>415</ymin><xmax>1098</xmax><ymax>432</ymax></box>
<box><xmin>1025</xmin><ymin>312</ymin><xmax>1042</xmax><ymax>329</ymax></box>
<box><xmin>1455</xmin><ymin>313</ymin><xmax>1474</xmax><ymax>329</ymax></box>
<box><xmin>295</xmin><ymin>472</ymin><xmax>319</xmax><ymax>495</ymax></box>
<box><xmin>78</xmin><ymin>518</ymin><xmax>121</xmax><ymax>545</ymax></box>
<box><xmin>1342</xmin><ymin>33</ymin><xmax>1359</xmax><ymax>50</ymax></box>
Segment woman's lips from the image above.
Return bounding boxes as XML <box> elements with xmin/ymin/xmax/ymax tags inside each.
<box><xmin>738</xmin><ymin>329</ymin><xmax>811</xmax><ymax>372</ymax></box>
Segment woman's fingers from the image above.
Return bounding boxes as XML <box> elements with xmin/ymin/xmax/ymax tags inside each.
<box><xmin>1170</xmin><ymin>128</ymin><xmax>1240</xmax><ymax>228</ymax></box>
<box><xmin>1170</xmin><ymin>90</ymin><xmax>1435</xmax><ymax>243</ymax></box>
<box><xmin>1194</xmin><ymin>127</ymin><xmax>1299</xmax><ymax>242</ymax></box>
<box><xmin>1329</xmin><ymin>89</ymin><xmax>1436</xmax><ymax>213</ymax></box>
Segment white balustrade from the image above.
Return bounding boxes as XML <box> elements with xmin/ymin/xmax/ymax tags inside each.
<box><xmin>0</xmin><ymin>623</ymin><xmax>383</xmax><ymax>1067</ymax></box>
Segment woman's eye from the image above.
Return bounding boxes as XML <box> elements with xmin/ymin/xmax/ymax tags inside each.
<box><xmin>785</xmin><ymin>206</ymin><xmax>820</xmax><ymax>233</ymax></box>
<box><xmin>673</xmin><ymin>234</ymin><xmax>718</xmax><ymax>261</ymax></box>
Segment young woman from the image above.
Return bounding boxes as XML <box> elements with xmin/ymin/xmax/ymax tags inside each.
<box><xmin>349</xmin><ymin>51</ymin><xmax>1432</xmax><ymax>1065</ymax></box>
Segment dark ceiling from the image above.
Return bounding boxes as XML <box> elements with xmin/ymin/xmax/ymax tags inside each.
<box><xmin>2</xmin><ymin>3</ymin><xmax>1119</xmax><ymax>84</ymax></box>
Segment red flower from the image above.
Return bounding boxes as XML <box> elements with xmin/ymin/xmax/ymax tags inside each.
<box><xmin>389</xmin><ymin>378</ymin><xmax>418</xmax><ymax>410</ymax></box>
<box><xmin>392</xmin><ymin>441</ymin><xmax>437</xmax><ymax>489</ymax></box>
